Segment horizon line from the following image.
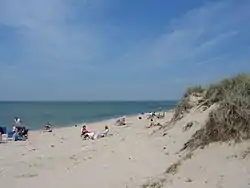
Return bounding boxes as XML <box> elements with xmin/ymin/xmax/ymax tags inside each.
<box><xmin>0</xmin><ymin>100</ymin><xmax>178</xmax><ymax>103</ymax></box>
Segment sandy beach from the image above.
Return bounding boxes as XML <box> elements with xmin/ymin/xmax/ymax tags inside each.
<box><xmin>1</xmin><ymin>106</ymin><xmax>250</xmax><ymax>188</ymax></box>
<box><xmin>0</xmin><ymin>0</ymin><xmax>249</xmax><ymax>187</ymax></box>
<box><xmin>0</xmin><ymin>112</ymin><xmax>172</xmax><ymax>188</ymax></box>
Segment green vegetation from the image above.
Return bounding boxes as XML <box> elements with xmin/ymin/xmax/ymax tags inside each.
<box><xmin>172</xmin><ymin>97</ymin><xmax>192</xmax><ymax>121</ymax></box>
<box><xmin>172</xmin><ymin>85</ymin><xmax>204</xmax><ymax>122</ymax></box>
<box><xmin>183</xmin><ymin>85</ymin><xmax>204</xmax><ymax>98</ymax></box>
<box><xmin>204</xmin><ymin>73</ymin><xmax>250</xmax><ymax>105</ymax></box>
<box><xmin>180</xmin><ymin>73</ymin><xmax>250</xmax><ymax>150</ymax></box>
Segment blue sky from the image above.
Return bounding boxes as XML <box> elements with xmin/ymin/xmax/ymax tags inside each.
<box><xmin>0</xmin><ymin>0</ymin><xmax>250</xmax><ymax>101</ymax></box>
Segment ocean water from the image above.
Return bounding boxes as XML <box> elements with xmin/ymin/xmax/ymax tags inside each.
<box><xmin>0</xmin><ymin>101</ymin><xmax>176</xmax><ymax>130</ymax></box>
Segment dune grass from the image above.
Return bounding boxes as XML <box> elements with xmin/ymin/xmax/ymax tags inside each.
<box><xmin>141</xmin><ymin>177</ymin><xmax>167</xmax><ymax>188</ymax></box>
<box><xmin>179</xmin><ymin>73</ymin><xmax>250</xmax><ymax>150</ymax></box>
<box><xmin>183</xmin><ymin>85</ymin><xmax>205</xmax><ymax>98</ymax></box>
<box><xmin>171</xmin><ymin>97</ymin><xmax>192</xmax><ymax>121</ymax></box>
<box><xmin>171</xmin><ymin>85</ymin><xmax>204</xmax><ymax>122</ymax></box>
<box><xmin>142</xmin><ymin>74</ymin><xmax>250</xmax><ymax>188</ymax></box>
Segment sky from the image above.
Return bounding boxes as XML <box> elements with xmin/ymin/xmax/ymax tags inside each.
<box><xmin>0</xmin><ymin>0</ymin><xmax>250</xmax><ymax>101</ymax></box>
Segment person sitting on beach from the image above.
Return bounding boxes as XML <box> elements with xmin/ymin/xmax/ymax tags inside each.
<box><xmin>81</xmin><ymin>125</ymin><xmax>89</xmax><ymax>135</ymax></box>
<box><xmin>13</xmin><ymin>126</ymin><xmax>28</xmax><ymax>141</ymax></box>
<box><xmin>81</xmin><ymin>125</ymin><xmax>95</xmax><ymax>140</ymax></box>
<box><xmin>116</xmin><ymin>117</ymin><xmax>126</xmax><ymax>126</ymax></box>
<box><xmin>88</xmin><ymin>125</ymin><xmax>110</xmax><ymax>140</ymax></box>
<box><xmin>82</xmin><ymin>125</ymin><xmax>110</xmax><ymax>140</ymax></box>
<box><xmin>145</xmin><ymin>118</ymin><xmax>162</xmax><ymax>128</ymax></box>
<box><xmin>97</xmin><ymin>125</ymin><xmax>109</xmax><ymax>138</ymax></box>
<box><xmin>156</xmin><ymin>112</ymin><xmax>165</xmax><ymax>119</ymax></box>
<box><xmin>43</xmin><ymin>122</ymin><xmax>52</xmax><ymax>132</ymax></box>
<box><xmin>21</xmin><ymin>127</ymin><xmax>29</xmax><ymax>139</ymax></box>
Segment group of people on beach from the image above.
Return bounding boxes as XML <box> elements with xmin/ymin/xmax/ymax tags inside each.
<box><xmin>1</xmin><ymin>110</ymin><xmax>165</xmax><ymax>143</ymax></box>
<box><xmin>80</xmin><ymin>115</ymin><xmax>127</xmax><ymax>140</ymax></box>
<box><xmin>12</xmin><ymin>117</ymin><xmax>29</xmax><ymax>141</ymax></box>
<box><xmin>79</xmin><ymin>111</ymin><xmax>165</xmax><ymax>141</ymax></box>
<box><xmin>143</xmin><ymin>111</ymin><xmax>165</xmax><ymax>128</ymax></box>
<box><xmin>80</xmin><ymin>125</ymin><xmax>109</xmax><ymax>140</ymax></box>
<box><xmin>0</xmin><ymin>117</ymin><xmax>29</xmax><ymax>142</ymax></box>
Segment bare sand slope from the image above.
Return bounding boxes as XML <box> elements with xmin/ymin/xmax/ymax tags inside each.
<box><xmin>145</xmin><ymin>106</ymin><xmax>250</xmax><ymax>188</ymax></box>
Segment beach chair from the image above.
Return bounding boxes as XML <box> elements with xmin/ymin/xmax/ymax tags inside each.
<box><xmin>8</xmin><ymin>131</ymin><xmax>15</xmax><ymax>138</ymax></box>
<box><xmin>94</xmin><ymin>128</ymin><xmax>110</xmax><ymax>139</ymax></box>
<box><xmin>6</xmin><ymin>131</ymin><xmax>15</xmax><ymax>141</ymax></box>
<box><xmin>100</xmin><ymin>128</ymin><xmax>109</xmax><ymax>137</ymax></box>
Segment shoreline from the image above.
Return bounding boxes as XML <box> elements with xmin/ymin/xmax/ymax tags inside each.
<box><xmin>0</xmin><ymin>101</ymin><xmax>176</xmax><ymax>131</ymax></box>
<box><xmin>28</xmin><ymin>108</ymin><xmax>174</xmax><ymax>132</ymax></box>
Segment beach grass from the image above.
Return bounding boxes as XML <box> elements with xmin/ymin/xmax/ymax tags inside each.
<box><xmin>171</xmin><ymin>85</ymin><xmax>204</xmax><ymax>122</ymax></box>
<box><xmin>178</xmin><ymin>73</ymin><xmax>250</xmax><ymax>150</ymax></box>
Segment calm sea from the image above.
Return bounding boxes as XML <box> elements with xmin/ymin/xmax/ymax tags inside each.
<box><xmin>0</xmin><ymin>101</ymin><xmax>176</xmax><ymax>130</ymax></box>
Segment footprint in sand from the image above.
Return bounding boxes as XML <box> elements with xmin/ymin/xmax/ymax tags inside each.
<box><xmin>69</xmin><ymin>155</ymin><xmax>78</xmax><ymax>161</ymax></box>
<box><xmin>16</xmin><ymin>173</ymin><xmax>38</xmax><ymax>178</ymax></box>
<box><xmin>185</xmin><ymin>177</ymin><xmax>193</xmax><ymax>183</ymax></box>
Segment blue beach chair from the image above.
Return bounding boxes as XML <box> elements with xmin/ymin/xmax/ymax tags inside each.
<box><xmin>1</xmin><ymin>126</ymin><xmax>15</xmax><ymax>140</ymax></box>
<box><xmin>8</xmin><ymin>131</ymin><xmax>15</xmax><ymax>138</ymax></box>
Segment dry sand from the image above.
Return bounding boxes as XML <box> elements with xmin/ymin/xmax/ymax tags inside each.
<box><xmin>1</xmin><ymin>108</ymin><xmax>250</xmax><ymax>188</ymax></box>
